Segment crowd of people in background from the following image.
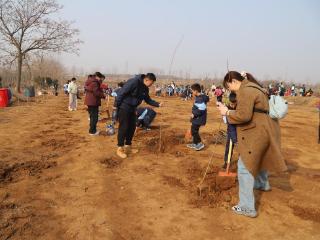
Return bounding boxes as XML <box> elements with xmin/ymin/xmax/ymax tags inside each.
<box><xmin>268</xmin><ymin>82</ymin><xmax>314</xmax><ymax>97</ymax></box>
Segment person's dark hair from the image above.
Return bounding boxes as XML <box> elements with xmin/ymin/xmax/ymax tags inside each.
<box><xmin>95</xmin><ymin>72</ymin><xmax>105</xmax><ymax>79</ymax></box>
<box><xmin>229</xmin><ymin>92</ymin><xmax>237</xmax><ymax>103</ymax></box>
<box><xmin>223</xmin><ymin>71</ymin><xmax>262</xmax><ymax>88</ymax></box>
<box><xmin>191</xmin><ymin>83</ymin><xmax>201</xmax><ymax>93</ymax></box>
<box><xmin>143</xmin><ymin>73</ymin><xmax>156</xmax><ymax>82</ymax></box>
<box><xmin>118</xmin><ymin>82</ymin><xmax>124</xmax><ymax>88</ymax></box>
<box><xmin>71</xmin><ymin>77</ymin><xmax>76</xmax><ymax>81</ymax></box>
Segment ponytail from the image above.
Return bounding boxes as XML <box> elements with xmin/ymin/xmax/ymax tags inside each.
<box><xmin>223</xmin><ymin>71</ymin><xmax>262</xmax><ymax>88</ymax></box>
<box><xmin>243</xmin><ymin>72</ymin><xmax>263</xmax><ymax>88</ymax></box>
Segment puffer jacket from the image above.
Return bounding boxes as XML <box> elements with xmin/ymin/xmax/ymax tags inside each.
<box><xmin>84</xmin><ymin>77</ymin><xmax>105</xmax><ymax>106</ymax></box>
<box><xmin>114</xmin><ymin>75</ymin><xmax>159</xmax><ymax>112</ymax></box>
<box><xmin>192</xmin><ymin>94</ymin><xmax>210</xmax><ymax>126</ymax></box>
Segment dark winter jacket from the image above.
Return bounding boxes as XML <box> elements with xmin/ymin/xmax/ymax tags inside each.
<box><xmin>191</xmin><ymin>94</ymin><xmax>209</xmax><ymax>126</ymax></box>
<box><xmin>84</xmin><ymin>77</ymin><xmax>105</xmax><ymax>106</ymax></box>
<box><xmin>114</xmin><ymin>75</ymin><xmax>160</xmax><ymax>112</ymax></box>
<box><xmin>136</xmin><ymin>107</ymin><xmax>157</xmax><ymax>128</ymax></box>
<box><xmin>226</xmin><ymin>105</ymin><xmax>237</xmax><ymax>143</ymax></box>
<box><xmin>227</xmin><ymin>122</ymin><xmax>237</xmax><ymax>143</ymax></box>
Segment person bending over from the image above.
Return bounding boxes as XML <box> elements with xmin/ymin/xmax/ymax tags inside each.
<box><xmin>114</xmin><ymin>73</ymin><xmax>162</xmax><ymax>159</ymax></box>
<box><xmin>136</xmin><ymin>107</ymin><xmax>157</xmax><ymax>131</ymax></box>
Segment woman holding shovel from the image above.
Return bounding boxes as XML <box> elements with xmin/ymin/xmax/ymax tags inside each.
<box><xmin>217</xmin><ymin>71</ymin><xmax>287</xmax><ymax>218</ymax></box>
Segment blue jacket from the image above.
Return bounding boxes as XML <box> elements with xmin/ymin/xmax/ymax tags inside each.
<box><xmin>114</xmin><ymin>75</ymin><xmax>160</xmax><ymax>112</ymax></box>
<box><xmin>192</xmin><ymin>94</ymin><xmax>209</xmax><ymax>126</ymax></box>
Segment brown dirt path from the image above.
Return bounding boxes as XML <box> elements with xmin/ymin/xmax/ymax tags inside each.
<box><xmin>0</xmin><ymin>95</ymin><xmax>319</xmax><ymax>240</ymax></box>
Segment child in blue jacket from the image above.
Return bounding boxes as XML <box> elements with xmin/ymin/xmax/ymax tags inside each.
<box><xmin>187</xmin><ymin>83</ymin><xmax>210</xmax><ymax>151</ymax></box>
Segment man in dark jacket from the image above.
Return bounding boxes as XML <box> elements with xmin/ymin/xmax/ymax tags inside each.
<box><xmin>114</xmin><ymin>73</ymin><xmax>162</xmax><ymax>159</ymax></box>
<box><xmin>187</xmin><ymin>83</ymin><xmax>210</xmax><ymax>151</ymax></box>
<box><xmin>84</xmin><ymin>72</ymin><xmax>107</xmax><ymax>135</ymax></box>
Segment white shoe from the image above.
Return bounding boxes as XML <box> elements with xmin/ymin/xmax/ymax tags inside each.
<box><xmin>232</xmin><ymin>205</ymin><xmax>258</xmax><ymax>218</ymax></box>
<box><xmin>89</xmin><ymin>131</ymin><xmax>100</xmax><ymax>136</ymax></box>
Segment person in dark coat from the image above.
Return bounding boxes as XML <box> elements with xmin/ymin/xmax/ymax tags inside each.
<box><xmin>136</xmin><ymin>107</ymin><xmax>157</xmax><ymax>130</ymax></box>
<box><xmin>111</xmin><ymin>82</ymin><xmax>125</xmax><ymax>123</ymax></box>
<box><xmin>187</xmin><ymin>83</ymin><xmax>209</xmax><ymax>151</ymax></box>
<box><xmin>223</xmin><ymin>92</ymin><xmax>237</xmax><ymax>169</ymax></box>
<box><xmin>114</xmin><ymin>73</ymin><xmax>162</xmax><ymax>159</ymax></box>
<box><xmin>84</xmin><ymin>72</ymin><xmax>107</xmax><ymax>135</ymax></box>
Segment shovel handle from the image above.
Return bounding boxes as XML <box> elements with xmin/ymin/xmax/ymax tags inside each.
<box><xmin>226</xmin><ymin>139</ymin><xmax>233</xmax><ymax>173</ymax></box>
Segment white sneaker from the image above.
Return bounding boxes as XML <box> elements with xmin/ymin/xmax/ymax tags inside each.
<box><xmin>194</xmin><ymin>143</ymin><xmax>205</xmax><ymax>151</ymax></box>
<box><xmin>89</xmin><ymin>131</ymin><xmax>100</xmax><ymax>136</ymax></box>
<box><xmin>232</xmin><ymin>205</ymin><xmax>258</xmax><ymax>218</ymax></box>
<box><xmin>187</xmin><ymin>143</ymin><xmax>197</xmax><ymax>149</ymax></box>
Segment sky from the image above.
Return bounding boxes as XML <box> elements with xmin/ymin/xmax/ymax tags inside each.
<box><xmin>57</xmin><ymin>0</ymin><xmax>320</xmax><ymax>83</ymax></box>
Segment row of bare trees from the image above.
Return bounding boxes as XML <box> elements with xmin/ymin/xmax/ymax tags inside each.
<box><xmin>0</xmin><ymin>0</ymin><xmax>81</xmax><ymax>92</ymax></box>
<box><xmin>0</xmin><ymin>56</ymin><xmax>67</xmax><ymax>88</ymax></box>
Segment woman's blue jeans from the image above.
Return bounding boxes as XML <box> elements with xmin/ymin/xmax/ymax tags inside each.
<box><xmin>238</xmin><ymin>157</ymin><xmax>270</xmax><ymax>211</ymax></box>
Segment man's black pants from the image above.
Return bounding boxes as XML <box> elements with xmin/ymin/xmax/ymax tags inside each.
<box><xmin>191</xmin><ymin>124</ymin><xmax>201</xmax><ymax>144</ymax></box>
<box><xmin>118</xmin><ymin>108</ymin><xmax>136</xmax><ymax>147</ymax></box>
<box><xmin>88</xmin><ymin>106</ymin><xmax>99</xmax><ymax>134</ymax></box>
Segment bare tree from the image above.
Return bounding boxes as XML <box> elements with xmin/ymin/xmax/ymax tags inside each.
<box><xmin>0</xmin><ymin>0</ymin><xmax>81</xmax><ymax>92</ymax></box>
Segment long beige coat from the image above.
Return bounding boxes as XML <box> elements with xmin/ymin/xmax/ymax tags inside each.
<box><xmin>227</xmin><ymin>79</ymin><xmax>287</xmax><ymax>176</ymax></box>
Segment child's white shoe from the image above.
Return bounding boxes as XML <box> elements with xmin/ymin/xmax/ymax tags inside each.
<box><xmin>187</xmin><ymin>143</ymin><xmax>197</xmax><ymax>149</ymax></box>
<box><xmin>194</xmin><ymin>143</ymin><xmax>205</xmax><ymax>151</ymax></box>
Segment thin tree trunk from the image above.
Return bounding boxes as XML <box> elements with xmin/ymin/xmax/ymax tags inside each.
<box><xmin>16</xmin><ymin>53</ymin><xmax>23</xmax><ymax>93</ymax></box>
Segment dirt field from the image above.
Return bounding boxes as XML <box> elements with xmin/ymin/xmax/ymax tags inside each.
<box><xmin>0</xmin><ymin>94</ymin><xmax>319</xmax><ymax>240</ymax></box>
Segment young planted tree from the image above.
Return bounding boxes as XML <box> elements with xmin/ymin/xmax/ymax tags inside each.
<box><xmin>0</xmin><ymin>0</ymin><xmax>81</xmax><ymax>92</ymax></box>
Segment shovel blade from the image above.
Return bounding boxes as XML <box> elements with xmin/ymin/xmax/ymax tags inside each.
<box><xmin>218</xmin><ymin>171</ymin><xmax>237</xmax><ymax>177</ymax></box>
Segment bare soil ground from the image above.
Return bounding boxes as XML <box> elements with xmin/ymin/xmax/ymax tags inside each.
<box><xmin>0</xmin><ymin>94</ymin><xmax>319</xmax><ymax>240</ymax></box>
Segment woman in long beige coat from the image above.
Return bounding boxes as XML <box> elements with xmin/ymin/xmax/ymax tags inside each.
<box><xmin>218</xmin><ymin>71</ymin><xmax>287</xmax><ymax>218</ymax></box>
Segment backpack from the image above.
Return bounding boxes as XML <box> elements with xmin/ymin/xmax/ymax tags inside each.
<box><xmin>248</xmin><ymin>86</ymin><xmax>288</xmax><ymax>120</ymax></box>
<box><xmin>268</xmin><ymin>95</ymin><xmax>288</xmax><ymax>119</ymax></box>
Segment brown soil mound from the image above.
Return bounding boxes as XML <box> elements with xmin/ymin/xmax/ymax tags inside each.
<box><xmin>100</xmin><ymin>157</ymin><xmax>122</xmax><ymax>169</ymax></box>
<box><xmin>0</xmin><ymin>201</ymin><xmax>35</xmax><ymax>239</ymax></box>
<box><xmin>289</xmin><ymin>202</ymin><xmax>320</xmax><ymax>223</ymax></box>
<box><xmin>203</xmin><ymin>130</ymin><xmax>227</xmax><ymax>145</ymax></box>
<box><xmin>191</xmin><ymin>166</ymin><xmax>237</xmax><ymax>208</ymax></box>
<box><xmin>162</xmin><ymin>175</ymin><xmax>185</xmax><ymax>188</ymax></box>
<box><xmin>181</xmin><ymin>158</ymin><xmax>238</xmax><ymax>208</ymax></box>
<box><xmin>0</xmin><ymin>161</ymin><xmax>57</xmax><ymax>184</ymax></box>
<box><xmin>140</xmin><ymin>129</ymin><xmax>186</xmax><ymax>154</ymax></box>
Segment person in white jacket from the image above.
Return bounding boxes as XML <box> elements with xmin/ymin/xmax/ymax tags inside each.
<box><xmin>68</xmin><ymin>78</ymin><xmax>78</xmax><ymax>111</ymax></box>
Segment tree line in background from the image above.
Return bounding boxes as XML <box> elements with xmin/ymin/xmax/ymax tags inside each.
<box><xmin>0</xmin><ymin>0</ymin><xmax>81</xmax><ymax>92</ymax></box>
<box><xmin>0</xmin><ymin>57</ymin><xmax>68</xmax><ymax>89</ymax></box>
